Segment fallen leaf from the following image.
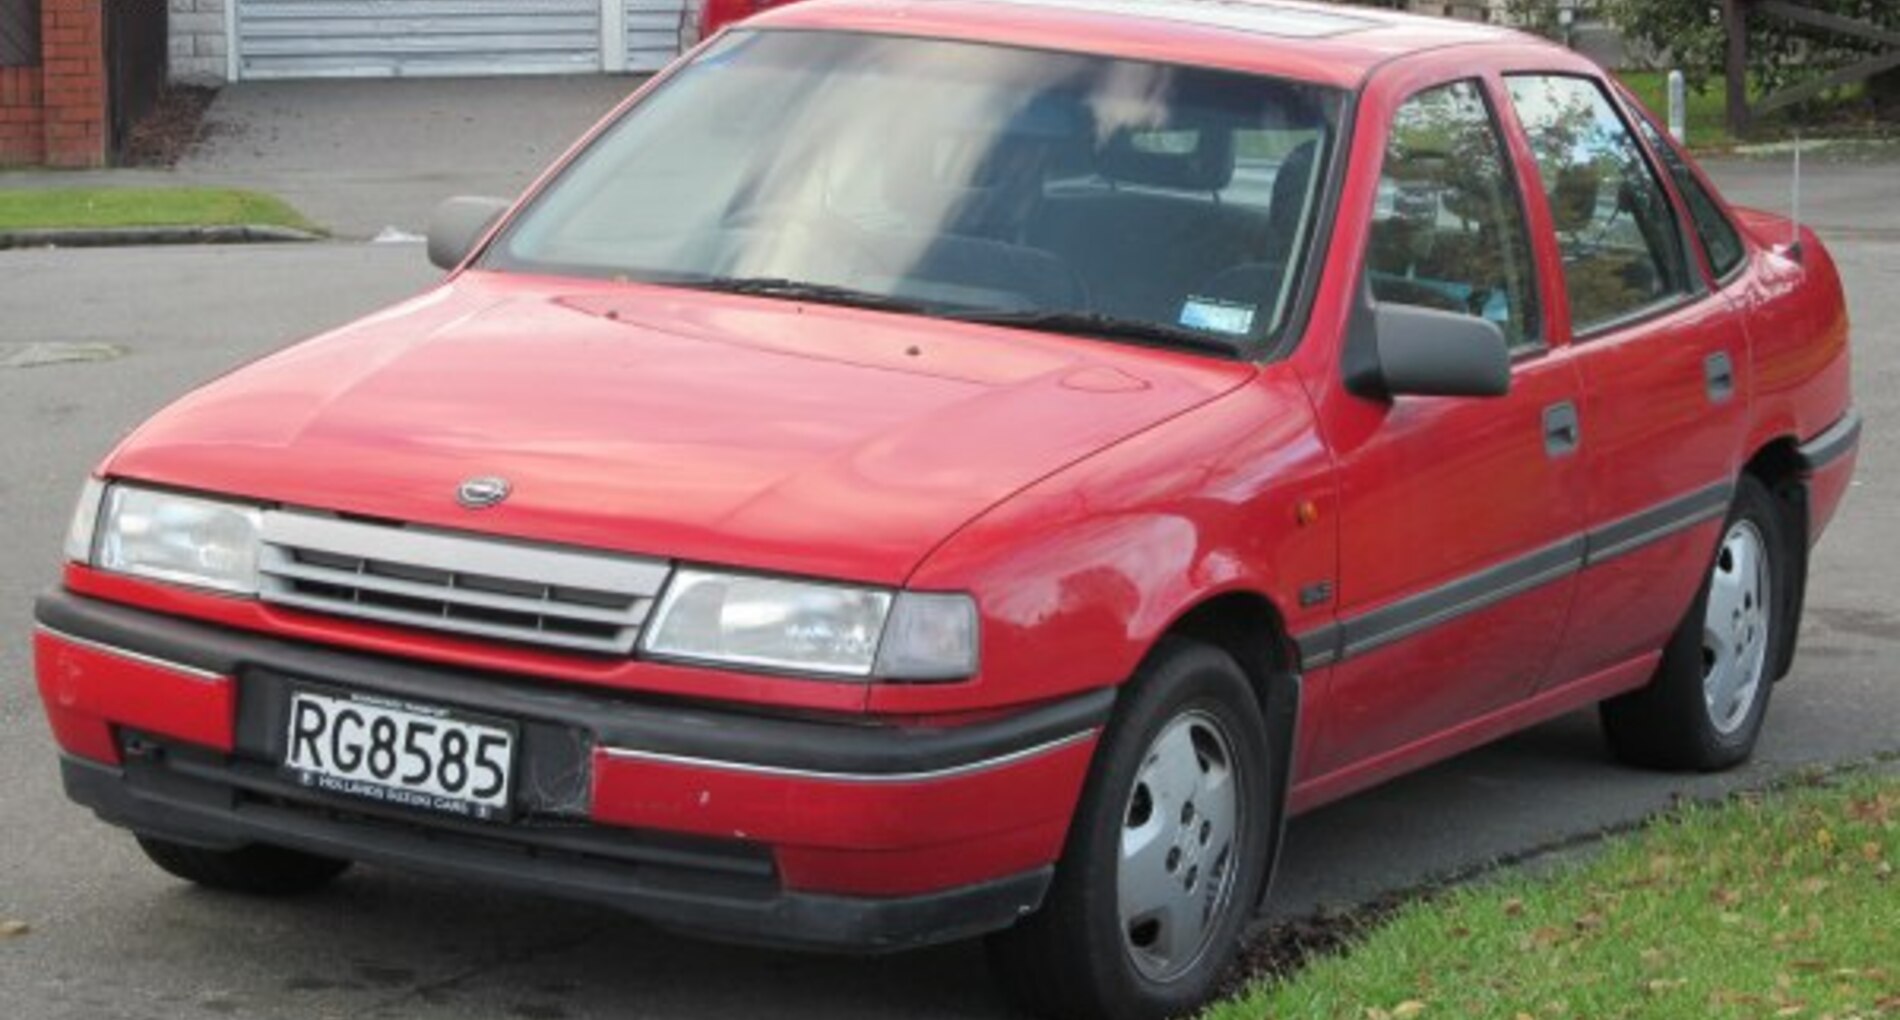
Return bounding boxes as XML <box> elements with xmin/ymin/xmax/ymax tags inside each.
<box><xmin>0</xmin><ymin>920</ymin><xmax>28</xmax><ymax>938</ymax></box>
<box><xmin>1391</xmin><ymin>1002</ymin><xmax>1427</xmax><ymax>1019</ymax></box>
<box><xmin>1503</xmin><ymin>898</ymin><xmax>1525</xmax><ymax>917</ymax></box>
<box><xmin>1645</xmin><ymin>978</ymin><xmax>1687</xmax><ymax>993</ymax></box>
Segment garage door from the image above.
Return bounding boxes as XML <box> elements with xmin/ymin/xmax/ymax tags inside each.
<box><xmin>236</xmin><ymin>0</ymin><xmax>608</xmax><ymax>80</ymax></box>
<box><xmin>626</xmin><ymin>0</ymin><xmax>689</xmax><ymax>73</ymax></box>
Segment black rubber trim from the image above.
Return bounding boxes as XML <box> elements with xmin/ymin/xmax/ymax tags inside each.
<box><xmin>1293</xmin><ymin>626</ymin><xmax>1341</xmax><ymax>670</ymax></box>
<box><xmin>61</xmin><ymin>755</ymin><xmax>1048</xmax><ymax>953</ymax></box>
<box><xmin>1341</xmin><ymin>536</ymin><xmax>1586</xmax><ymax>659</ymax></box>
<box><xmin>1295</xmin><ymin>480</ymin><xmax>1737</xmax><ymax>669</ymax></box>
<box><xmin>1583</xmin><ymin>481</ymin><xmax>1733</xmax><ymax>566</ymax></box>
<box><xmin>1796</xmin><ymin>410</ymin><xmax>1862</xmax><ymax>473</ymax></box>
<box><xmin>35</xmin><ymin>589</ymin><xmax>1113</xmax><ymax>777</ymax></box>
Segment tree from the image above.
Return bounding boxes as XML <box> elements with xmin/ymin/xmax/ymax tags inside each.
<box><xmin>1601</xmin><ymin>0</ymin><xmax>1900</xmax><ymax>115</ymax></box>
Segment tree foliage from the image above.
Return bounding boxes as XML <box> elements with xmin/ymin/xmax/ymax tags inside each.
<box><xmin>1600</xmin><ymin>0</ymin><xmax>1900</xmax><ymax>100</ymax></box>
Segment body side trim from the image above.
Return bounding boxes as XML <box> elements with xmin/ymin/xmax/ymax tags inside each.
<box><xmin>1583</xmin><ymin>481</ymin><xmax>1733</xmax><ymax>566</ymax></box>
<box><xmin>35</xmin><ymin>625</ymin><xmax>227</xmax><ymax>684</ymax></box>
<box><xmin>1296</xmin><ymin>479</ymin><xmax>1738</xmax><ymax>669</ymax></box>
<box><xmin>1796</xmin><ymin>409</ymin><xmax>1862</xmax><ymax>472</ymax></box>
<box><xmin>600</xmin><ymin>729</ymin><xmax>1098</xmax><ymax>784</ymax></box>
<box><xmin>1341</xmin><ymin>535</ymin><xmax>1585</xmax><ymax>658</ymax></box>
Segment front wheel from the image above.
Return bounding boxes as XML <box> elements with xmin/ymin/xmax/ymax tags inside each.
<box><xmin>1601</xmin><ymin>474</ymin><xmax>1791</xmax><ymax>771</ymax></box>
<box><xmin>987</xmin><ymin>639</ymin><xmax>1275</xmax><ymax>1020</ymax></box>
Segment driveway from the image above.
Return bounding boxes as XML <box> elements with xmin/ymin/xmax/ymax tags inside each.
<box><xmin>0</xmin><ymin>134</ymin><xmax>1895</xmax><ymax>1017</ymax></box>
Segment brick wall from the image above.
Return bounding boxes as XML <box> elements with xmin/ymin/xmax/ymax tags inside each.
<box><xmin>0</xmin><ymin>64</ymin><xmax>44</xmax><ymax>164</ymax></box>
<box><xmin>169</xmin><ymin>0</ymin><xmax>223</xmax><ymax>84</ymax></box>
<box><xmin>0</xmin><ymin>0</ymin><xmax>104</xmax><ymax>166</ymax></box>
<box><xmin>39</xmin><ymin>0</ymin><xmax>103</xmax><ymax>166</ymax></box>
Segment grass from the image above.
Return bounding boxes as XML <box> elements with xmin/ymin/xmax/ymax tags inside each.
<box><xmin>1616</xmin><ymin>70</ymin><xmax>1884</xmax><ymax>152</ymax></box>
<box><xmin>0</xmin><ymin>187</ymin><xmax>315</xmax><ymax>233</ymax></box>
<box><xmin>1212</xmin><ymin>771</ymin><xmax>1900</xmax><ymax>1020</ymax></box>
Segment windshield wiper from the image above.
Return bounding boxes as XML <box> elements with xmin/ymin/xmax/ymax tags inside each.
<box><xmin>945</xmin><ymin>310</ymin><xmax>1246</xmax><ymax>357</ymax></box>
<box><xmin>678</xmin><ymin>277</ymin><xmax>934</xmax><ymax>316</ymax></box>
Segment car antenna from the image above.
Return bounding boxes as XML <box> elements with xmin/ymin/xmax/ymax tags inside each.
<box><xmin>1787</xmin><ymin>129</ymin><xmax>1805</xmax><ymax>264</ymax></box>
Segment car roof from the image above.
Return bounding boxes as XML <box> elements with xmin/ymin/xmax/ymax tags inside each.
<box><xmin>751</xmin><ymin>0</ymin><xmax>1540</xmax><ymax>89</ymax></box>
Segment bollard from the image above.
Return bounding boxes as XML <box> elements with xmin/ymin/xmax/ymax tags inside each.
<box><xmin>1667</xmin><ymin>69</ymin><xmax>1687</xmax><ymax>144</ymax></box>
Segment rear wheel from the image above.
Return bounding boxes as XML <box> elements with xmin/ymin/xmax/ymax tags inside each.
<box><xmin>1601</xmin><ymin>475</ymin><xmax>1790</xmax><ymax>770</ymax></box>
<box><xmin>987</xmin><ymin>639</ymin><xmax>1274</xmax><ymax>1020</ymax></box>
<box><xmin>136</xmin><ymin>836</ymin><xmax>351</xmax><ymax>896</ymax></box>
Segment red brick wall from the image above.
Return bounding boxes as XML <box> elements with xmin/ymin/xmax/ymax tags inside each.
<box><xmin>0</xmin><ymin>0</ymin><xmax>104</xmax><ymax>168</ymax></box>
<box><xmin>0</xmin><ymin>65</ymin><xmax>43</xmax><ymax>165</ymax></box>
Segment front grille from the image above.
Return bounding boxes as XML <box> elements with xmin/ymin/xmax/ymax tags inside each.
<box><xmin>257</xmin><ymin>510</ymin><xmax>671</xmax><ymax>654</ymax></box>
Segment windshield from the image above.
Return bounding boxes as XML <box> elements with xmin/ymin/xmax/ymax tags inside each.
<box><xmin>485</xmin><ymin>30</ymin><xmax>1344</xmax><ymax>352</ymax></box>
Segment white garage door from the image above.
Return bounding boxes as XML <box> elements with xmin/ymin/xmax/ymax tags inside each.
<box><xmin>627</xmin><ymin>0</ymin><xmax>690</xmax><ymax>73</ymax></box>
<box><xmin>236</xmin><ymin>0</ymin><xmax>611</xmax><ymax>80</ymax></box>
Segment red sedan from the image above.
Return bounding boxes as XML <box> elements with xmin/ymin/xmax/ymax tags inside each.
<box><xmin>36</xmin><ymin>2</ymin><xmax>1856</xmax><ymax>1017</ymax></box>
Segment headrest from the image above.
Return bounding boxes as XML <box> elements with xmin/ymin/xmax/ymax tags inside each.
<box><xmin>1098</xmin><ymin>126</ymin><xmax>1235</xmax><ymax>193</ymax></box>
<box><xmin>1549</xmin><ymin>163</ymin><xmax>1600</xmax><ymax>234</ymax></box>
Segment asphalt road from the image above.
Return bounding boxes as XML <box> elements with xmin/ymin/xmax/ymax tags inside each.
<box><xmin>1</xmin><ymin>161</ymin><xmax>1896</xmax><ymax>1019</ymax></box>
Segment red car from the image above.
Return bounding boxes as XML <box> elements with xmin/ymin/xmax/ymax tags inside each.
<box><xmin>37</xmin><ymin>2</ymin><xmax>1856</xmax><ymax>1018</ymax></box>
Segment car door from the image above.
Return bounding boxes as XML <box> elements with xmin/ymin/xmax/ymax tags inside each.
<box><xmin>1306</xmin><ymin>75</ymin><xmax>1587</xmax><ymax>783</ymax></box>
<box><xmin>1499</xmin><ymin>74</ymin><xmax>1751</xmax><ymax>689</ymax></box>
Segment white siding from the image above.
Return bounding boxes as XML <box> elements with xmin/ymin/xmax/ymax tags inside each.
<box><xmin>627</xmin><ymin>0</ymin><xmax>688</xmax><ymax>72</ymax></box>
<box><xmin>236</xmin><ymin>0</ymin><xmax>604</xmax><ymax>79</ymax></box>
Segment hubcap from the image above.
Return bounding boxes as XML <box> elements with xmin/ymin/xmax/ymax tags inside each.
<box><xmin>1702</xmin><ymin>519</ymin><xmax>1771</xmax><ymax>735</ymax></box>
<box><xmin>1118</xmin><ymin>710</ymin><xmax>1242</xmax><ymax>983</ymax></box>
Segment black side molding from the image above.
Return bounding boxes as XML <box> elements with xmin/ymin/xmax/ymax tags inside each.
<box><xmin>1796</xmin><ymin>410</ymin><xmax>1861</xmax><ymax>473</ymax></box>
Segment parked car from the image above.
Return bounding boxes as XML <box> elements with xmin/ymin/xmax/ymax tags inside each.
<box><xmin>697</xmin><ymin>0</ymin><xmax>800</xmax><ymax>40</ymax></box>
<box><xmin>35</xmin><ymin>1</ymin><xmax>1857</xmax><ymax>1018</ymax></box>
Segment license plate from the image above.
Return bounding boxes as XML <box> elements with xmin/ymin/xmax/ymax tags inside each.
<box><xmin>282</xmin><ymin>686</ymin><xmax>517</xmax><ymax>822</ymax></box>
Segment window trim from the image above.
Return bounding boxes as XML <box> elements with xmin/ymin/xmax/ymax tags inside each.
<box><xmin>1503</xmin><ymin>71</ymin><xmax>1705</xmax><ymax>344</ymax></box>
<box><xmin>1364</xmin><ymin>75</ymin><xmax>1549</xmax><ymax>356</ymax></box>
<box><xmin>1619</xmin><ymin>92</ymin><xmax>1750</xmax><ymax>290</ymax></box>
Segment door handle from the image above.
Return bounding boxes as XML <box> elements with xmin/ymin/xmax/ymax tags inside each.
<box><xmin>1705</xmin><ymin>351</ymin><xmax>1735</xmax><ymax>404</ymax></box>
<box><xmin>1543</xmin><ymin>401</ymin><xmax>1581</xmax><ymax>458</ymax></box>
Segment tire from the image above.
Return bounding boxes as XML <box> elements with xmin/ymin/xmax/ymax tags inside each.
<box><xmin>1601</xmin><ymin>474</ymin><xmax>1791</xmax><ymax>771</ymax></box>
<box><xmin>136</xmin><ymin>836</ymin><xmax>351</xmax><ymax>896</ymax></box>
<box><xmin>986</xmin><ymin>639</ymin><xmax>1275</xmax><ymax>1020</ymax></box>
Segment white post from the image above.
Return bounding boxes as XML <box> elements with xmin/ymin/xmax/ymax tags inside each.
<box><xmin>1667</xmin><ymin>69</ymin><xmax>1687</xmax><ymax>145</ymax></box>
<box><xmin>602</xmin><ymin>0</ymin><xmax>629</xmax><ymax>73</ymax></box>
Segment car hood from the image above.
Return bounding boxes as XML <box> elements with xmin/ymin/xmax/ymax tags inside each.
<box><xmin>106</xmin><ymin>272</ymin><xmax>1254</xmax><ymax>584</ymax></box>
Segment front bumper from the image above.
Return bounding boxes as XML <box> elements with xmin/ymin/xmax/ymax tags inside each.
<box><xmin>34</xmin><ymin>589</ymin><xmax>1108</xmax><ymax>951</ymax></box>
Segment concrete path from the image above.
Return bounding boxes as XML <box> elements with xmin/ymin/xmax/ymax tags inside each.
<box><xmin>0</xmin><ymin>77</ymin><xmax>642</xmax><ymax>240</ymax></box>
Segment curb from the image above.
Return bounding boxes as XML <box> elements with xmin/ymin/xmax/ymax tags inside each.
<box><xmin>0</xmin><ymin>224</ymin><xmax>323</xmax><ymax>251</ymax></box>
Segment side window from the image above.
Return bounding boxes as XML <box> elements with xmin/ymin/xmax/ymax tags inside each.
<box><xmin>1505</xmin><ymin>75</ymin><xmax>1692</xmax><ymax>334</ymax></box>
<box><xmin>1371</xmin><ymin>80</ymin><xmax>1541</xmax><ymax>351</ymax></box>
<box><xmin>1632</xmin><ymin>114</ymin><xmax>1747</xmax><ymax>280</ymax></box>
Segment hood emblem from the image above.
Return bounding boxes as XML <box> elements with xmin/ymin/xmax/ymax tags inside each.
<box><xmin>456</xmin><ymin>476</ymin><xmax>512</xmax><ymax>510</ymax></box>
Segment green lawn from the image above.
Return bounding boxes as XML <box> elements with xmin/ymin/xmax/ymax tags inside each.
<box><xmin>1213</xmin><ymin>771</ymin><xmax>1900</xmax><ymax>1020</ymax></box>
<box><xmin>1616</xmin><ymin>70</ymin><xmax>1881</xmax><ymax>151</ymax></box>
<box><xmin>0</xmin><ymin>187</ymin><xmax>315</xmax><ymax>233</ymax></box>
<box><xmin>1616</xmin><ymin>70</ymin><xmax>1741</xmax><ymax>150</ymax></box>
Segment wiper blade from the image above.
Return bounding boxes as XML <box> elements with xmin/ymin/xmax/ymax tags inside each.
<box><xmin>679</xmin><ymin>277</ymin><xmax>932</xmax><ymax>315</ymax></box>
<box><xmin>946</xmin><ymin>310</ymin><xmax>1245</xmax><ymax>356</ymax></box>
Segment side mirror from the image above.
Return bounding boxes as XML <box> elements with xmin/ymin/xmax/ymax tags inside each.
<box><xmin>1365</xmin><ymin>303</ymin><xmax>1511</xmax><ymax>399</ymax></box>
<box><xmin>427</xmin><ymin>196</ymin><xmax>511</xmax><ymax>270</ymax></box>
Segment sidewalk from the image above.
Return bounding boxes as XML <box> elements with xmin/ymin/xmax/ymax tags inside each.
<box><xmin>1</xmin><ymin>77</ymin><xmax>642</xmax><ymax>240</ymax></box>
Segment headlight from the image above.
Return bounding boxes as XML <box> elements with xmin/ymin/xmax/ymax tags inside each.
<box><xmin>641</xmin><ymin>568</ymin><xmax>979</xmax><ymax>680</ymax></box>
<box><xmin>63</xmin><ymin>477</ymin><xmax>106</xmax><ymax>564</ymax></box>
<box><xmin>91</xmin><ymin>484</ymin><xmax>264</xmax><ymax>595</ymax></box>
